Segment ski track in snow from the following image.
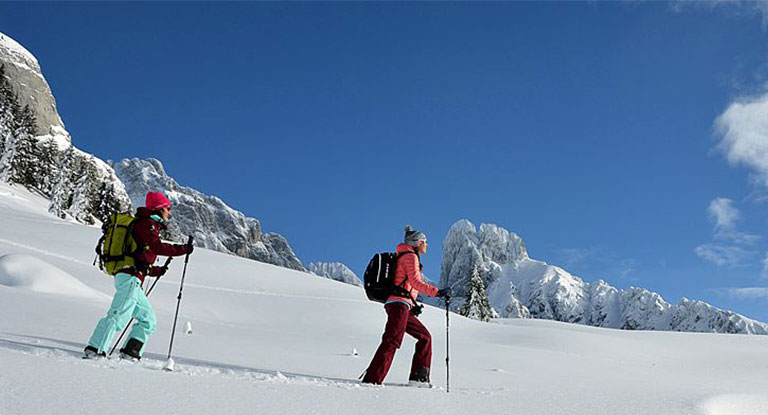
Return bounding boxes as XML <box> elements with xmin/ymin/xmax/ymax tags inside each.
<box><xmin>160</xmin><ymin>280</ymin><xmax>370</xmax><ymax>304</ymax></box>
<box><xmin>0</xmin><ymin>237</ymin><xmax>91</xmax><ymax>267</ymax></box>
<box><xmin>0</xmin><ymin>334</ymin><xmax>498</xmax><ymax>395</ymax></box>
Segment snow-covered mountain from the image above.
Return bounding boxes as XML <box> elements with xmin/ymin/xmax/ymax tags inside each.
<box><xmin>0</xmin><ymin>31</ymin><xmax>130</xmax><ymax>224</ymax></box>
<box><xmin>441</xmin><ymin>219</ymin><xmax>768</xmax><ymax>334</ymax></box>
<box><xmin>113</xmin><ymin>158</ymin><xmax>305</xmax><ymax>271</ymax></box>
<box><xmin>307</xmin><ymin>262</ymin><xmax>362</xmax><ymax>286</ymax></box>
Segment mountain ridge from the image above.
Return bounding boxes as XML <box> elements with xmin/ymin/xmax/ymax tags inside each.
<box><xmin>441</xmin><ymin>219</ymin><xmax>768</xmax><ymax>334</ymax></box>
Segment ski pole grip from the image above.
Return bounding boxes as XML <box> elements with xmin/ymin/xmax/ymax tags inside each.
<box><xmin>187</xmin><ymin>235</ymin><xmax>194</xmax><ymax>246</ymax></box>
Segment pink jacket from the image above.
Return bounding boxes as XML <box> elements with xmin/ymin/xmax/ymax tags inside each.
<box><xmin>386</xmin><ymin>243</ymin><xmax>439</xmax><ymax>307</ymax></box>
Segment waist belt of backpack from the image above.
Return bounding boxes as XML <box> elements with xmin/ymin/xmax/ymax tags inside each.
<box><xmin>117</xmin><ymin>263</ymin><xmax>150</xmax><ymax>277</ymax></box>
<box><xmin>393</xmin><ymin>280</ymin><xmax>422</xmax><ymax>308</ymax></box>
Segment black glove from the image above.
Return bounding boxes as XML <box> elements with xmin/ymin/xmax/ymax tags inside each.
<box><xmin>437</xmin><ymin>288</ymin><xmax>453</xmax><ymax>299</ymax></box>
<box><xmin>183</xmin><ymin>243</ymin><xmax>194</xmax><ymax>255</ymax></box>
<box><xmin>410</xmin><ymin>304</ymin><xmax>423</xmax><ymax>317</ymax></box>
<box><xmin>148</xmin><ymin>265</ymin><xmax>168</xmax><ymax>277</ymax></box>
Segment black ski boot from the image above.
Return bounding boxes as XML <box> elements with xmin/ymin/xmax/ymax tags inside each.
<box><xmin>82</xmin><ymin>345</ymin><xmax>106</xmax><ymax>359</ymax></box>
<box><xmin>119</xmin><ymin>338</ymin><xmax>143</xmax><ymax>362</ymax></box>
<box><xmin>408</xmin><ymin>367</ymin><xmax>432</xmax><ymax>388</ymax></box>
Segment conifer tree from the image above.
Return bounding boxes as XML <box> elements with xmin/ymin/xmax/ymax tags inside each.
<box><xmin>92</xmin><ymin>181</ymin><xmax>122</xmax><ymax>223</ymax></box>
<box><xmin>0</xmin><ymin>64</ymin><xmax>16</xmax><ymax>178</ymax></box>
<box><xmin>36</xmin><ymin>137</ymin><xmax>57</xmax><ymax>196</ymax></box>
<box><xmin>69</xmin><ymin>155</ymin><xmax>97</xmax><ymax>225</ymax></box>
<box><xmin>458</xmin><ymin>265</ymin><xmax>496</xmax><ymax>322</ymax></box>
<box><xmin>49</xmin><ymin>145</ymin><xmax>75</xmax><ymax>218</ymax></box>
<box><xmin>0</xmin><ymin>64</ymin><xmax>41</xmax><ymax>190</ymax></box>
<box><xmin>7</xmin><ymin>117</ymin><xmax>37</xmax><ymax>189</ymax></box>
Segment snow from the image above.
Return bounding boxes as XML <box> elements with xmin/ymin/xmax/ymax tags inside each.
<box><xmin>0</xmin><ymin>32</ymin><xmax>39</xmax><ymax>68</ymax></box>
<box><xmin>699</xmin><ymin>394</ymin><xmax>768</xmax><ymax>415</ymax></box>
<box><xmin>0</xmin><ymin>253</ymin><xmax>108</xmax><ymax>301</ymax></box>
<box><xmin>1</xmin><ymin>182</ymin><xmax>767</xmax><ymax>414</ymax></box>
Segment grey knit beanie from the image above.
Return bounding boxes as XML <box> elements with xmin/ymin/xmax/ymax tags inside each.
<box><xmin>404</xmin><ymin>225</ymin><xmax>427</xmax><ymax>246</ymax></box>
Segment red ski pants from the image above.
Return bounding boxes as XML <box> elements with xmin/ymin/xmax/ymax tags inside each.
<box><xmin>363</xmin><ymin>302</ymin><xmax>432</xmax><ymax>384</ymax></box>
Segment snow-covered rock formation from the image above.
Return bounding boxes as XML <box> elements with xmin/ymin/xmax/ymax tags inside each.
<box><xmin>0</xmin><ymin>31</ymin><xmax>130</xmax><ymax>224</ymax></box>
<box><xmin>113</xmin><ymin>158</ymin><xmax>305</xmax><ymax>271</ymax></box>
<box><xmin>0</xmin><ymin>33</ymin><xmax>65</xmax><ymax>137</ymax></box>
<box><xmin>441</xmin><ymin>219</ymin><xmax>768</xmax><ymax>334</ymax></box>
<box><xmin>307</xmin><ymin>262</ymin><xmax>361</xmax><ymax>286</ymax></box>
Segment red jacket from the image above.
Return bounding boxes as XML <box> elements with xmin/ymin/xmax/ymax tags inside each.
<box><xmin>386</xmin><ymin>243</ymin><xmax>439</xmax><ymax>307</ymax></box>
<box><xmin>129</xmin><ymin>207</ymin><xmax>189</xmax><ymax>283</ymax></box>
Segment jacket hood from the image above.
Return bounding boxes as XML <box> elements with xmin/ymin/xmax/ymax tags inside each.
<box><xmin>136</xmin><ymin>207</ymin><xmax>152</xmax><ymax>218</ymax></box>
<box><xmin>135</xmin><ymin>207</ymin><xmax>154</xmax><ymax>219</ymax></box>
<box><xmin>135</xmin><ymin>207</ymin><xmax>166</xmax><ymax>227</ymax></box>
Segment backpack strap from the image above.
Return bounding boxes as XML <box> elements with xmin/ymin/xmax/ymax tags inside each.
<box><xmin>393</xmin><ymin>250</ymin><xmax>423</xmax><ymax>308</ymax></box>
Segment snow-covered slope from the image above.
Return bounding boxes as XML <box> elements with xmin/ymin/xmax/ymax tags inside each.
<box><xmin>1</xmin><ymin>183</ymin><xmax>768</xmax><ymax>415</ymax></box>
<box><xmin>441</xmin><ymin>219</ymin><xmax>768</xmax><ymax>334</ymax></box>
<box><xmin>113</xmin><ymin>158</ymin><xmax>305</xmax><ymax>271</ymax></box>
<box><xmin>307</xmin><ymin>261</ymin><xmax>362</xmax><ymax>286</ymax></box>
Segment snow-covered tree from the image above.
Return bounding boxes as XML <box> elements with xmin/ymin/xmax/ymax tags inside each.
<box><xmin>48</xmin><ymin>145</ymin><xmax>75</xmax><ymax>218</ymax></box>
<box><xmin>92</xmin><ymin>181</ymin><xmax>123</xmax><ymax>223</ymax></box>
<box><xmin>34</xmin><ymin>137</ymin><xmax>58</xmax><ymax>196</ymax></box>
<box><xmin>69</xmin><ymin>156</ymin><xmax>97</xmax><ymax>225</ymax></box>
<box><xmin>0</xmin><ymin>64</ymin><xmax>40</xmax><ymax>190</ymax></box>
<box><xmin>7</xmin><ymin>121</ymin><xmax>37</xmax><ymax>189</ymax></box>
<box><xmin>458</xmin><ymin>265</ymin><xmax>497</xmax><ymax>322</ymax></box>
<box><xmin>0</xmin><ymin>64</ymin><xmax>18</xmax><ymax>179</ymax></box>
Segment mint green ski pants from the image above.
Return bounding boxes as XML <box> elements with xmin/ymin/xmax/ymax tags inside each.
<box><xmin>87</xmin><ymin>273</ymin><xmax>157</xmax><ymax>356</ymax></box>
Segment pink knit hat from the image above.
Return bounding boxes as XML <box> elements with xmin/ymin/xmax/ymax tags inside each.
<box><xmin>145</xmin><ymin>192</ymin><xmax>172</xmax><ymax>211</ymax></box>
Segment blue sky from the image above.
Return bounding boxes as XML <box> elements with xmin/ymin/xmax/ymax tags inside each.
<box><xmin>2</xmin><ymin>2</ymin><xmax>768</xmax><ymax>321</ymax></box>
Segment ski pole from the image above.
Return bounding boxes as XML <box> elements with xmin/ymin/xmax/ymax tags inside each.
<box><xmin>164</xmin><ymin>235</ymin><xmax>194</xmax><ymax>371</ymax></box>
<box><xmin>446</xmin><ymin>295</ymin><xmax>450</xmax><ymax>393</ymax></box>
<box><xmin>108</xmin><ymin>257</ymin><xmax>172</xmax><ymax>356</ymax></box>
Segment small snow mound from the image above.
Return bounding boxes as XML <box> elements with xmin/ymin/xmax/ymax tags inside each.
<box><xmin>700</xmin><ymin>394</ymin><xmax>768</xmax><ymax>415</ymax></box>
<box><xmin>0</xmin><ymin>253</ymin><xmax>108</xmax><ymax>301</ymax></box>
<box><xmin>274</xmin><ymin>371</ymin><xmax>288</xmax><ymax>382</ymax></box>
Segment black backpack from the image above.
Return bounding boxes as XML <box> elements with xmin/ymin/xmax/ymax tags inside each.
<box><xmin>363</xmin><ymin>252</ymin><xmax>420</xmax><ymax>304</ymax></box>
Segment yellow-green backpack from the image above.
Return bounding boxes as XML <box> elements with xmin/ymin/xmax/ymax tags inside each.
<box><xmin>94</xmin><ymin>212</ymin><xmax>139</xmax><ymax>276</ymax></box>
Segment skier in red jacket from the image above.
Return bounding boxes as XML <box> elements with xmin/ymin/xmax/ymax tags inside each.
<box><xmin>84</xmin><ymin>192</ymin><xmax>192</xmax><ymax>360</ymax></box>
<box><xmin>362</xmin><ymin>226</ymin><xmax>451</xmax><ymax>387</ymax></box>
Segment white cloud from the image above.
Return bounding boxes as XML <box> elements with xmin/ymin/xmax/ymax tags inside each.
<box><xmin>715</xmin><ymin>92</ymin><xmax>768</xmax><ymax>187</ymax></box>
<box><xmin>703</xmin><ymin>198</ymin><xmax>761</xmax><ymax>245</ymax></box>
<box><xmin>763</xmin><ymin>252</ymin><xmax>768</xmax><ymax>279</ymax></box>
<box><xmin>694</xmin><ymin>244</ymin><xmax>754</xmax><ymax>267</ymax></box>
<box><xmin>719</xmin><ymin>231</ymin><xmax>762</xmax><ymax>245</ymax></box>
<box><xmin>719</xmin><ymin>287</ymin><xmax>768</xmax><ymax>300</ymax></box>
<box><xmin>708</xmin><ymin>198</ymin><xmax>740</xmax><ymax>230</ymax></box>
<box><xmin>672</xmin><ymin>0</ymin><xmax>768</xmax><ymax>26</ymax></box>
<box><xmin>554</xmin><ymin>248</ymin><xmax>599</xmax><ymax>266</ymax></box>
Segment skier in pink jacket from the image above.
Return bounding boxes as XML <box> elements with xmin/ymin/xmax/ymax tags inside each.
<box><xmin>362</xmin><ymin>226</ymin><xmax>451</xmax><ymax>387</ymax></box>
